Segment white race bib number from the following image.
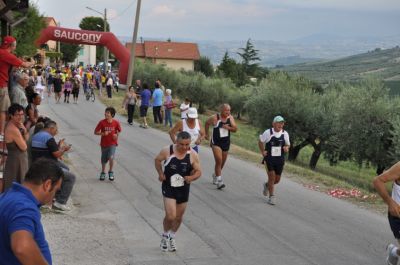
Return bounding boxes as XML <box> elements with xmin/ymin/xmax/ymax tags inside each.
<box><xmin>170</xmin><ymin>174</ymin><xmax>185</xmax><ymax>187</ymax></box>
<box><xmin>271</xmin><ymin>146</ymin><xmax>282</xmax><ymax>157</ymax></box>
<box><xmin>219</xmin><ymin>127</ymin><xmax>229</xmax><ymax>138</ymax></box>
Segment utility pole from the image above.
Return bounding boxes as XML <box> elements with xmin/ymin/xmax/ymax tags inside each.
<box><xmin>103</xmin><ymin>8</ymin><xmax>108</xmax><ymax>73</ymax></box>
<box><xmin>126</xmin><ymin>0</ymin><xmax>142</xmax><ymax>86</ymax></box>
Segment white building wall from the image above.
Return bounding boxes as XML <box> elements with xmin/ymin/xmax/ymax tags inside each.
<box><xmin>75</xmin><ymin>45</ymin><xmax>96</xmax><ymax>66</ymax></box>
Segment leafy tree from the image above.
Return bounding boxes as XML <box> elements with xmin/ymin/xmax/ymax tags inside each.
<box><xmin>60</xmin><ymin>43</ymin><xmax>81</xmax><ymax>63</ymax></box>
<box><xmin>79</xmin><ymin>16</ymin><xmax>110</xmax><ymax>62</ymax></box>
<box><xmin>217</xmin><ymin>51</ymin><xmax>247</xmax><ymax>87</ymax></box>
<box><xmin>79</xmin><ymin>16</ymin><xmax>109</xmax><ymax>32</ymax></box>
<box><xmin>13</xmin><ymin>3</ymin><xmax>46</xmax><ymax>57</ymax></box>
<box><xmin>194</xmin><ymin>56</ymin><xmax>214</xmax><ymax>77</ymax></box>
<box><xmin>388</xmin><ymin>105</ymin><xmax>400</xmax><ymax>165</ymax></box>
<box><xmin>237</xmin><ymin>39</ymin><xmax>261</xmax><ymax>77</ymax></box>
<box><xmin>245</xmin><ymin>71</ymin><xmax>337</xmax><ymax>169</ymax></box>
<box><xmin>332</xmin><ymin>79</ymin><xmax>396</xmax><ymax>174</ymax></box>
<box><xmin>227</xmin><ymin>85</ymin><xmax>252</xmax><ymax>119</ymax></box>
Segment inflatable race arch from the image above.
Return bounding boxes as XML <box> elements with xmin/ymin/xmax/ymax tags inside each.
<box><xmin>36</xmin><ymin>26</ymin><xmax>130</xmax><ymax>84</ymax></box>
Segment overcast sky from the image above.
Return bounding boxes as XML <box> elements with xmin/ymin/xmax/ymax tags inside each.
<box><xmin>35</xmin><ymin>0</ymin><xmax>400</xmax><ymax>42</ymax></box>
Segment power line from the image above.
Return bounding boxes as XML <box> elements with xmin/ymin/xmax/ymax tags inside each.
<box><xmin>108</xmin><ymin>0</ymin><xmax>137</xmax><ymax>21</ymax></box>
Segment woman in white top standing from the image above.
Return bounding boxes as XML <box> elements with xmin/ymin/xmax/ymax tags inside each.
<box><xmin>122</xmin><ymin>86</ymin><xmax>137</xmax><ymax>125</ymax></box>
<box><xmin>179</xmin><ymin>98</ymin><xmax>191</xmax><ymax>119</ymax></box>
<box><xmin>163</xmin><ymin>89</ymin><xmax>175</xmax><ymax>128</ymax></box>
<box><xmin>34</xmin><ymin>71</ymin><xmax>45</xmax><ymax>99</ymax></box>
<box><xmin>169</xmin><ymin>107</ymin><xmax>204</xmax><ymax>153</ymax></box>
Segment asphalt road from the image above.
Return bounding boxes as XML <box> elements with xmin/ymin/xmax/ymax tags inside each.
<box><xmin>40</xmin><ymin>96</ymin><xmax>391</xmax><ymax>265</ymax></box>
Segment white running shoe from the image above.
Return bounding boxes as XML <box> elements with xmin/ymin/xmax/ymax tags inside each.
<box><xmin>160</xmin><ymin>235</ymin><xmax>168</xmax><ymax>252</ymax></box>
<box><xmin>168</xmin><ymin>237</ymin><xmax>177</xmax><ymax>252</ymax></box>
<box><xmin>267</xmin><ymin>195</ymin><xmax>276</xmax><ymax>205</ymax></box>
<box><xmin>217</xmin><ymin>180</ymin><xmax>225</xmax><ymax>190</ymax></box>
<box><xmin>53</xmin><ymin>201</ymin><xmax>71</xmax><ymax>211</ymax></box>
<box><xmin>212</xmin><ymin>173</ymin><xmax>218</xmax><ymax>185</ymax></box>
<box><xmin>263</xmin><ymin>182</ymin><xmax>269</xmax><ymax>197</ymax></box>
<box><xmin>387</xmin><ymin>243</ymin><xmax>399</xmax><ymax>265</ymax></box>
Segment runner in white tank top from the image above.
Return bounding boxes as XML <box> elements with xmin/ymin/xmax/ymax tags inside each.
<box><xmin>373</xmin><ymin>162</ymin><xmax>400</xmax><ymax>264</ymax></box>
<box><xmin>183</xmin><ymin>118</ymin><xmax>200</xmax><ymax>148</ymax></box>
<box><xmin>169</xmin><ymin>107</ymin><xmax>204</xmax><ymax>153</ymax></box>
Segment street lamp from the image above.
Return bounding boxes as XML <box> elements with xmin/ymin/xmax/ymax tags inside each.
<box><xmin>86</xmin><ymin>6</ymin><xmax>108</xmax><ymax>73</ymax></box>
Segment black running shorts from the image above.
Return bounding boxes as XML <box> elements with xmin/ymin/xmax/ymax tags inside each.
<box><xmin>265</xmin><ymin>158</ymin><xmax>285</xmax><ymax>176</ymax></box>
<box><xmin>162</xmin><ymin>182</ymin><xmax>190</xmax><ymax>204</ymax></box>
<box><xmin>210</xmin><ymin>141</ymin><xmax>230</xmax><ymax>152</ymax></box>
<box><xmin>389</xmin><ymin>214</ymin><xmax>400</xmax><ymax>239</ymax></box>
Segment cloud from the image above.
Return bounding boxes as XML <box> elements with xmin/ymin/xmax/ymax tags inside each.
<box><xmin>189</xmin><ymin>0</ymin><xmax>284</xmax><ymax>18</ymax></box>
<box><xmin>274</xmin><ymin>0</ymin><xmax>400</xmax><ymax>12</ymax></box>
<box><xmin>107</xmin><ymin>9</ymin><xmax>118</xmax><ymax>20</ymax></box>
<box><xmin>36</xmin><ymin>0</ymin><xmax>400</xmax><ymax>41</ymax></box>
<box><xmin>149</xmin><ymin>5</ymin><xmax>187</xmax><ymax>18</ymax></box>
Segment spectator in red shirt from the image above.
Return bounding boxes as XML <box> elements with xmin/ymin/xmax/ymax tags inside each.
<box><xmin>94</xmin><ymin>107</ymin><xmax>121</xmax><ymax>181</ymax></box>
<box><xmin>0</xmin><ymin>36</ymin><xmax>33</xmax><ymax>140</ymax></box>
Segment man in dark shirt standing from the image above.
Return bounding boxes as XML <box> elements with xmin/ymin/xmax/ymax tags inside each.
<box><xmin>31</xmin><ymin>120</ymin><xmax>75</xmax><ymax>211</ymax></box>
<box><xmin>0</xmin><ymin>158</ymin><xmax>63</xmax><ymax>265</ymax></box>
<box><xmin>52</xmin><ymin>72</ymin><xmax>63</xmax><ymax>103</ymax></box>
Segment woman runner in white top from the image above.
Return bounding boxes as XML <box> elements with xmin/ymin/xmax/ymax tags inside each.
<box><xmin>34</xmin><ymin>71</ymin><xmax>45</xmax><ymax>99</ymax></box>
<box><xmin>169</xmin><ymin>107</ymin><xmax>204</xmax><ymax>153</ymax></box>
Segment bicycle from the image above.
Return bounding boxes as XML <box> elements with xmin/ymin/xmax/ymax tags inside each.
<box><xmin>85</xmin><ymin>85</ymin><xmax>95</xmax><ymax>102</ymax></box>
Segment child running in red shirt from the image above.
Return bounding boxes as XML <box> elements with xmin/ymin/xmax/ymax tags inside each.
<box><xmin>94</xmin><ymin>107</ymin><xmax>122</xmax><ymax>181</ymax></box>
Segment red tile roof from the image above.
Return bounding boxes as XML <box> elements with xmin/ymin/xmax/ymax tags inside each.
<box><xmin>125</xmin><ymin>41</ymin><xmax>200</xmax><ymax>60</ymax></box>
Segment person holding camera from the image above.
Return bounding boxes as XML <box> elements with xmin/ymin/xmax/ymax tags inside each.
<box><xmin>31</xmin><ymin>120</ymin><xmax>75</xmax><ymax>211</ymax></box>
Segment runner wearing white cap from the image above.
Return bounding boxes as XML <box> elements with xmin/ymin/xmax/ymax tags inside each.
<box><xmin>258</xmin><ymin>115</ymin><xmax>290</xmax><ymax>205</ymax></box>
<box><xmin>169</xmin><ymin>107</ymin><xmax>204</xmax><ymax>153</ymax></box>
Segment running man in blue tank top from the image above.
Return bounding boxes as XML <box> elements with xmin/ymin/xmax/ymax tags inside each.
<box><xmin>155</xmin><ymin>131</ymin><xmax>201</xmax><ymax>252</ymax></box>
<box><xmin>373</xmin><ymin>162</ymin><xmax>400</xmax><ymax>265</ymax></box>
<box><xmin>205</xmin><ymin>104</ymin><xmax>238</xmax><ymax>190</ymax></box>
<box><xmin>258</xmin><ymin>116</ymin><xmax>290</xmax><ymax>205</ymax></box>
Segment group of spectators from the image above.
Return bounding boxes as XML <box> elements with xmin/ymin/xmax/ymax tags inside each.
<box><xmin>0</xmin><ymin>34</ymin><xmax>82</xmax><ymax>264</ymax></box>
<box><xmin>2</xmin><ymin>102</ymin><xmax>76</xmax><ymax>211</ymax></box>
<box><xmin>122</xmin><ymin>78</ymin><xmax>185</xmax><ymax>128</ymax></box>
<box><xmin>0</xmin><ymin>36</ymin><xmax>77</xmax><ymax>210</ymax></box>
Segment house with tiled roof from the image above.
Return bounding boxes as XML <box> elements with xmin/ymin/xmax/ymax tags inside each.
<box><xmin>44</xmin><ymin>17</ymin><xmax>57</xmax><ymax>51</ymax></box>
<box><xmin>126</xmin><ymin>41</ymin><xmax>200</xmax><ymax>71</ymax></box>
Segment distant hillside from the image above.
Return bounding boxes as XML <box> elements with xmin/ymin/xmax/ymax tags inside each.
<box><xmin>281</xmin><ymin>46</ymin><xmax>400</xmax><ymax>83</ymax></box>
<box><xmin>117</xmin><ymin>35</ymin><xmax>400</xmax><ymax>68</ymax></box>
<box><xmin>266</xmin><ymin>56</ymin><xmax>322</xmax><ymax>68</ymax></box>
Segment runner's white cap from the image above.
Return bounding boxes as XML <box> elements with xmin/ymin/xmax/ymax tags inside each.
<box><xmin>187</xmin><ymin>107</ymin><xmax>198</xmax><ymax>118</ymax></box>
<box><xmin>273</xmin><ymin>115</ymin><xmax>285</xmax><ymax>123</ymax></box>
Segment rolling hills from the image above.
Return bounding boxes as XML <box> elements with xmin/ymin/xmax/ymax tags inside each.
<box><xmin>281</xmin><ymin>46</ymin><xmax>400</xmax><ymax>83</ymax></box>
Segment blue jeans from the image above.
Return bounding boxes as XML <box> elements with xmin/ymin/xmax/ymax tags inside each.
<box><xmin>55</xmin><ymin>161</ymin><xmax>76</xmax><ymax>204</ymax></box>
<box><xmin>164</xmin><ymin>108</ymin><xmax>172</xmax><ymax>127</ymax></box>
